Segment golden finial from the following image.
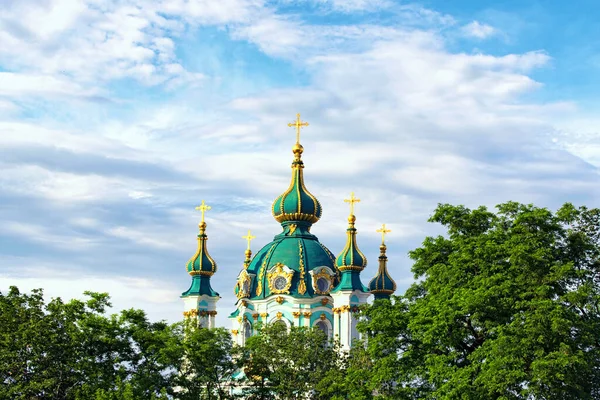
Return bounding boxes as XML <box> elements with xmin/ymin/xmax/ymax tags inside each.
<box><xmin>376</xmin><ymin>224</ymin><xmax>391</xmax><ymax>245</ymax></box>
<box><xmin>195</xmin><ymin>200</ymin><xmax>211</xmax><ymax>223</ymax></box>
<box><xmin>242</xmin><ymin>229</ymin><xmax>256</xmax><ymax>251</ymax></box>
<box><xmin>343</xmin><ymin>192</ymin><xmax>361</xmax><ymax>216</ymax></box>
<box><xmin>287</xmin><ymin>113</ymin><xmax>309</xmax><ymax>144</ymax></box>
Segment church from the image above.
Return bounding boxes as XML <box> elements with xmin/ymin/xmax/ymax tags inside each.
<box><xmin>180</xmin><ymin>114</ymin><xmax>397</xmax><ymax>350</ymax></box>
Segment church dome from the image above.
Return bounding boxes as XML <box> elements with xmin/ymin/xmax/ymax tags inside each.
<box><xmin>186</xmin><ymin>221</ymin><xmax>217</xmax><ymax>276</ymax></box>
<box><xmin>368</xmin><ymin>243</ymin><xmax>396</xmax><ymax>299</ymax></box>
<box><xmin>245</xmin><ymin>222</ymin><xmax>337</xmax><ymax>299</ymax></box>
<box><xmin>272</xmin><ymin>138</ymin><xmax>322</xmax><ymax>225</ymax></box>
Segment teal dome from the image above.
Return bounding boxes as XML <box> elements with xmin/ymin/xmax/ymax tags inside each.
<box><xmin>368</xmin><ymin>244</ymin><xmax>396</xmax><ymax>300</ymax></box>
<box><xmin>335</xmin><ymin>215</ymin><xmax>367</xmax><ymax>271</ymax></box>
<box><xmin>272</xmin><ymin>143</ymin><xmax>322</xmax><ymax>224</ymax></box>
<box><xmin>245</xmin><ymin>221</ymin><xmax>337</xmax><ymax>299</ymax></box>
<box><xmin>185</xmin><ymin>222</ymin><xmax>217</xmax><ymax>276</ymax></box>
<box><xmin>182</xmin><ymin>219</ymin><xmax>219</xmax><ymax>298</ymax></box>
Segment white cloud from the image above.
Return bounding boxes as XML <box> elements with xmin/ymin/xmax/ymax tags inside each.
<box><xmin>461</xmin><ymin>21</ymin><xmax>497</xmax><ymax>39</ymax></box>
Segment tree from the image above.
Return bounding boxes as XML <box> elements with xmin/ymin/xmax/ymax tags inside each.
<box><xmin>167</xmin><ymin>321</ymin><xmax>238</xmax><ymax>400</ymax></box>
<box><xmin>0</xmin><ymin>287</ymin><xmax>174</xmax><ymax>399</ymax></box>
<box><xmin>359</xmin><ymin>202</ymin><xmax>600</xmax><ymax>399</ymax></box>
<box><xmin>241</xmin><ymin>323</ymin><xmax>342</xmax><ymax>399</ymax></box>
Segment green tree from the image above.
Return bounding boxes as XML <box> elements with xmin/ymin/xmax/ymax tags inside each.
<box><xmin>167</xmin><ymin>321</ymin><xmax>238</xmax><ymax>400</ymax></box>
<box><xmin>359</xmin><ymin>202</ymin><xmax>600</xmax><ymax>399</ymax></box>
<box><xmin>241</xmin><ymin>323</ymin><xmax>342</xmax><ymax>399</ymax></box>
<box><xmin>0</xmin><ymin>287</ymin><xmax>174</xmax><ymax>399</ymax></box>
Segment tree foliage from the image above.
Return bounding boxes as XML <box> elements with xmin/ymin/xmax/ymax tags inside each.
<box><xmin>359</xmin><ymin>202</ymin><xmax>600</xmax><ymax>399</ymax></box>
<box><xmin>2</xmin><ymin>202</ymin><xmax>599</xmax><ymax>399</ymax></box>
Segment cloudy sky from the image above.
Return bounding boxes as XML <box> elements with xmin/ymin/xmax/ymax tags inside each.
<box><xmin>1</xmin><ymin>0</ymin><xmax>599</xmax><ymax>326</ymax></box>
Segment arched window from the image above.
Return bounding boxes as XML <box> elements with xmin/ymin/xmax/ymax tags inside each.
<box><xmin>315</xmin><ymin>320</ymin><xmax>329</xmax><ymax>338</ymax></box>
<box><xmin>244</xmin><ymin>322</ymin><xmax>252</xmax><ymax>340</ymax></box>
<box><xmin>273</xmin><ymin>319</ymin><xmax>287</xmax><ymax>329</ymax></box>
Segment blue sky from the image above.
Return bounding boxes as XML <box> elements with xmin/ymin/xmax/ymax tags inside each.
<box><xmin>1</xmin><ymin>0</ymin><xmax>599</xmax><ymax>325</ymax></box>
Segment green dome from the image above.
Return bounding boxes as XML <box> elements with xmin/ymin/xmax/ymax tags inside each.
<box><xmin>185</xmin><ymin>222</ymin><xmax>217</xmax><ymax>276</ymax></box>
<box><xmin>272</xmin><ymin>143</ymin><xmax>322</xmax><ymax>224</ymax></box>
<box><xmin>245</xmin><ymin>221</ymin><xmax>337</xmax><ymax>299</ymax></box>
<box><xmin>335</xmin><ymin>215</ymin><xmax>367</xmax><ymax>271</ymax></box>
<box><xmin>368</xmin><ymin>244</ymin><xmax>396</xmax><ymax>300</ymax></box>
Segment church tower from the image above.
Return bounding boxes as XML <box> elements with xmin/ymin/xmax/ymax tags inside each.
<box><xmin>368</xmin><ymin>224</ymin><xmax>397</xmax><ymax>300</ymax></box>
<box><xmin>330</xmin><ymin>193</ymin><xmax>371</xmax><ymax>350</ymax></box>
<box><xmin>181</xmin><ymin>200</ymin><xmax>219</xmax><ymax>328</ymax></box>
<box><xmin>229</xmin><ymin>114</ymin><xmax>340</xmax><ymax>344</ymax></box>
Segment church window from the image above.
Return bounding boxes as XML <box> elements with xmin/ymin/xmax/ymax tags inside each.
<box><xmin>273</xmin><ymin>276</ymin><xmax>288</xmax><ymax>291</ymax></box>
<box><xmin>316</xmin><ymin>277</ymin><xmax>330</xmax><ymax>293</ymax></box>
<box><xmin>315</xmin><ymin>320</ymin><xmax>329</xmax><ymax>337</ymax></box>
<box><xmin>244</xmin><ymin>322</ymin><xmax>252</xmax><ymax>340</ymax></box>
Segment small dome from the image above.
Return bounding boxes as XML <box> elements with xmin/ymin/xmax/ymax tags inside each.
<box><xmin>186</xmin><ymin>221</ymin><xmax>217</xmax><ymax>276</ymax></box>
<box><xmin>368</xmin><ymin>244</ymin><xmax>396</xmax><ymax>299</ymax></box>
<box><xmin>272</xmin><ymin>147</ymin><xmax>322</xmax><ymax>224</ymax></box>
<box><xmin>335</xmin><ymin>215</ymin><xmax>367</xmax><ymax>271</ymax></box>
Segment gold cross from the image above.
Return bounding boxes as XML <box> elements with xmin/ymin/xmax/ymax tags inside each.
<box><xmin>344</xmin><ymin>192</ymin><xmax>361</xmax><ymax>215</ymax></box>
<box><xmin>194</xmin><ymin>200</ymin><xmax>211</xmax><ymax>223</ymax></box>
<box><xmin>376</xmin><ymin>224</ymin><xmax>391</xmax><ymax>244</ymax></box>
<box><xmin>242</xmin><ymin>229</ymin><xmax>256</xmax><ymax>250</ymax></box>
<box><xmin>287</xmin><ymin>113</ymin><xmax>309</xmax><ymax>144</ymax></box>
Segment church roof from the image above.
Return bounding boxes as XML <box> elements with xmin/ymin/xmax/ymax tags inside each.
<box><xmin>368</xmin><ymin>243</ymin><xmax>397</xmax><ymax>300</ymax></box>
<box><xmin>182</xmin><ymin>201</ymin><xmax>219</xmax><ymax>297</ymax></box>
<box><xmin>243</xmin><ymin>221</ymin><xmax>337</xmax><ymax>299</ymax></box>
<box><xmin>272</xmin><ymin>115</ymin><xmax>322</xmax><ymax>225</ymax></box>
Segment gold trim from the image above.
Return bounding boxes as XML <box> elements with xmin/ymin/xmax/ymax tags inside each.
<box><xmin>298</xmin><ymin>241</ymin><xmax>307</xmax><ymax>295</ymax></box>
<box><xmin>252</xmin><ymin>313</ymin><xmax>259</xmax><ymax>320</ymax></box>
<box><xmin>320</xmin><ymin>313</ymin><xmax>326</xmax><ymax>321</ymax></box>
<box><xmin>231</xmin><ymin>329</ymin><xmax>239</xmax><ymax>335</ymax></box>
<box><xmin>267</xmin><ymin>263</ymin><xmax>293</xmax><ymax>294</ymax></box>
<box><xmin>275</xmin><ymin>296</ymin><xmax>285</xmax><ymax>304</ymax></box>
<box><xmin>312</xmin><ymin>269</ymin><xmax>333</xmax><ymax>295</ymax></box>
<box><xmin>260</xmin><ymin>312</ymin><xmax>268</xmax><ymax>318</ymax></box>
<box><xmin>276</xmin><ymin>311</ymin><xmax>283</xmax><ymax>320</ymax></box>
<box><xmin>303</xmin><ymin>312</ymin><xmax>311</xmax><ymax>318</ymax></box>
<box><xmin>321</xmin><ymin>298</ymin><xmax>329</xmax><ymax>306</ymax></box>
<box><xmin>256</xmin><ymin>243</ymin><xmax>277</xmax><ymax>296</ymax></box>
<box><xmin>274</xmin><ymin>212</ymin><xmax>319</xmax><ymax>223</ymax></box>
<box><xmin>292</xmin><ymin>311</ymin><xmax>301</xmax><ymax>318</ymax></box>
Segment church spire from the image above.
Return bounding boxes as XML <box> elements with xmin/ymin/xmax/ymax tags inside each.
<box><xmin>272</xmin><ymin>113</ymin><xmax>322</xmax><ymax>226</ymax></box>
<box><xmin>182</xmin><ymin>200</ymin><xmax>218</xmax><ymax>297</ymax></box>
<box><xmin>331</xmin><ymin>193</ymin><xmax>368</xmax><ymax>293</ymax></box>
<box><xmin>368</xmin><ymin>224</ymin><xmax>397</xmax><ymax>300</ymax></box>
<box><xmin>242</xmin><ymin>229</ymin><xmax>255</xmax><ymax>268</ymax></box>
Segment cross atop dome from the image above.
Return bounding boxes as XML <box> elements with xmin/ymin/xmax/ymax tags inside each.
<box><xmin>288</xmin><ymin>113</ymin><xmax>309</xmax><ymax>144</ymax></box>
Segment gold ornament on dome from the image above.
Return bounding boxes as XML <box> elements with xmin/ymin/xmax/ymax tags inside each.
<box><xmin>195</xmin><ymin>200</ymin><xmax>211</xmax><ymax>223</ymax></box>
<box><xmin>267</xmin><ymin>263</ymin><xmax>293</xmax><ymax>294</ymax></box>
<box><xmin>276</xmin><ymin>312</ymin><xmax>283</xmax><ymax>320</ymax></box>
<box><xmin>376</xmin><ymin>224</ymin><xmax>391</xmax><ymax>245</ymax></box>
<box><xmin>260</xmin><ymin>312</ymin><xmax>268</xmax><ymax>318</ymax></box>
<box><xmin>343</xmin><ymin>192</ymin><xmax>360</xmax><ymax>215</ymax></box>
<box><xmin>298</xmin><ymin>242</ymin><xmax>307</xmax><ymax>294</ymax></box>
<box><xmin>321</xmin><ymin>298</ymin><xmax>329</xmax><ymax>306</ymax></box>
<box><xmin>287</xmin><ymin>113</ymin><xmax>309</xmax><ymax>144</ymax></box>
<box><xmin>303</xmin><ymin>311</ymin><xmax>311</xmax><ymax>318</ymax></box>
<box><xmin>252</xmin><ymin>313</ymin><xmax>259</xmax><ymax>320</ymax></box>
<box><xmin>320</xmin><ymin>313</ymin><xmax>327</xmax><ymax>321</ymax></box>
<box><xmin>231</xmin><ymin>329</ymin><xmax>239</xmax><ymax>335</ymax></box>
<box><xmin>235</xmin><ymin>271</ymin><xmax>252</xmax><ymax>299</ymax></box>
<box><xmin>256</xmin><ymin>243</ymin><xmax>277</xmax><ymax>296</ymax></box>
<box><xmin>292</xmin><ymin>311</ymin><xmax>301</xmax><ymax>318</ymax></box>
<box><xmin>275</xmin><ymin>296</ymin><xmax>285</xmax><ymax>304</ymax></box>
<box><xmin>287</xmin><ymin>224</ymin><xmax>297</xmax><ymax>235</ymax></box>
